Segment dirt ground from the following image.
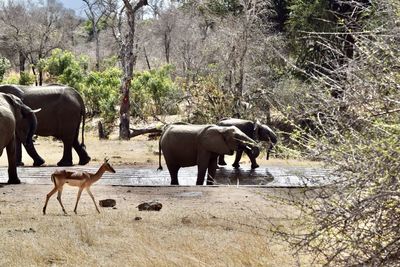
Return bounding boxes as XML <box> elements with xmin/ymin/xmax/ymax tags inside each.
<box><xmin>0</xmin><ymin>130</ymin><xmax>316</xmax><ymax>266</ymax></box>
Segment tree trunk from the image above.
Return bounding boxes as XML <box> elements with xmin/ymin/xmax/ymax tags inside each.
<box><xmin>164</xmin><ymin>31</ymin><xmax>170</xmax><ymax>64</ymax></box>
<box><xmin>95</xmin><ymin>28</ymin><xmax>100</xmax><ymax>71</ymax></box>
<box><xmin>119</xmin><ymin>77</ymin><xmax>132</xmax><ymax>139</ymax></box>
<box><xmin>39</xmin><ymin>70</ymin><xmax>43</xmax><ymax>86</ymax></box>
<box><xmin>144</xmin><ymin>46</ymin><xmax>151</xmax><ymax>70</ymax></box>
<box><xmin>31</xmin><ymin>66</ymin><xmax>38</xmax><ymax>86</ymax></box>
<box><xmin>119</xmin><ymin>0</ymin><xmax>148</xmax><ymax>140</ymax></box>
<box><xmin>19</xmin><ymin>51</ymin><xmax>25</xmax><ymax>73</ymax></box>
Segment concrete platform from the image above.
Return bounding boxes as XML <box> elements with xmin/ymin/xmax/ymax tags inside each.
<box><xmin>0</xmin><ymin>164</ymin><xmax>332</xmax><ymax>187</ymax></box>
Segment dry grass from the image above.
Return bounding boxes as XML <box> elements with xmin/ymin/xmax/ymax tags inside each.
<box><xmin>0</xmin><ymin>130</ymin><xmax>316</xmax><ymax>266</ymax></box>
<box><xmin>0</xmin><ymin>185</ymin><xmax>309</xmax><ymax>266</ymax></box>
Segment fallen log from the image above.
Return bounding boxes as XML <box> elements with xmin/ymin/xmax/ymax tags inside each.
<box><xmin>129</xmin><ymin>126</ymin><xmax>162</xmax><ymax>138</ymax></box>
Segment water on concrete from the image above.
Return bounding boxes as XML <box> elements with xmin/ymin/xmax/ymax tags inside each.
<box><xmin>0</xmin><ymin>164</ymin><xmax>332</xmax><ymax>187</ymax></box>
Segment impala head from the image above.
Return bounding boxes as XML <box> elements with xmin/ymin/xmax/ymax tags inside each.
<box><xmin>103</xmin><ymin>158</ymin><xmax>116</xmax><ymax>173</ymax></box>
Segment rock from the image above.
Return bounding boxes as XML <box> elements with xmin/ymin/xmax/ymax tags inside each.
<box><xmin>137</xmin><ymin>201</ymin><xmax>162</xmax><ymax>211</ymax></box>
<box><xmin>181</xmin><ymin>216</ymin><xmax>191</xmax><ymax>224</ymax></box>
<box><xmin>99</xmin><ymin>199</ymin><xmax>116</xmax><ymax>207</ymax></box>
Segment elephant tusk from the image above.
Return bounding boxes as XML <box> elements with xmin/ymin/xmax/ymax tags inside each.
<box><xmin>32</xmin><ymin>108</ymin><xmax>41</xmax><ymax>113</ymax></box>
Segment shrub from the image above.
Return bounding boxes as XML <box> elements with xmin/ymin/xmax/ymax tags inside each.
<box><xmin>182</xmin><ymin>75</ymin><xmax>235</xmax><ymax>124</ymax></box>
<box><xmin>19</xmin><ymin>71</ymin><xmax>35</xmax><ymax>85</ymax></box>
<box><xmin>1</xmin><ymin>71</ymin><xmax>19</xmax><ymax>85</ymax></box>
<box><xmin>0</xmin><ymin>56</ymin><xmax>11</xmax><ymax>82</ymax></box>
<box><xmin>82</xmin><ymin>67</ymin><xmax>121</xmax><ymax>136</ymax></box>
<box><xmin>45</xmin><ymin>48</ymin><xmax>87</xmax><ymax>90</ymax></box>
<box><xmin>130</xmin><ymin>65</ymin><xmax>181</xmax><ymax>118</ymax></box>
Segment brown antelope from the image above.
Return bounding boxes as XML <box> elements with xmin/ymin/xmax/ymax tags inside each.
<box><xmin>43</xmin><ymin>159</ymin><xmax>116</xmax><ymax>215</ymax></box>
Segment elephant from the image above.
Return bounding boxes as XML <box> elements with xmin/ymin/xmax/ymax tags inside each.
<box><xmin>158</xmin><ymin>124</ymin><xmax>260</xmax><ymax>185</ymax></box>
<box><xmin>0</xmin><ymin>84</ymin><xmax>91</xmax><ymax>167</ymax></box>
<box><xmin>0</xmin><ymin>93</ymin><xmax>39</xmax><ymax>184</ymax></box>
<box><xmin>217</xmin><ymin>118</ymin><xmax>277</xmax><ymax>169</ymax></box>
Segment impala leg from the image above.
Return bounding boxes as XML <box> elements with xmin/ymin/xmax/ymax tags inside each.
<box><xmin>43</xmin><ymin>187</ymin><xmax>57</xmax><ymax>215</ymax></box>
<box><xmin>86</xmin><ymin>188</ymin><xmax>100</xmax><ymax>213</ymax></box>
<box><xmin>73</xmin><ymin>188</ymin><xmax>84</xmax><ymax>214</ymax></box>
<box><xmin>56</xmin><ymin>189</ymin><xmax>67</xmax><ymax>215</ymax></box>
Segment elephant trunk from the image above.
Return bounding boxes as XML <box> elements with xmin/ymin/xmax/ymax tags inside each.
<box><xmin>21</xmin><ymin>106</ymin><xmax>40</xmax><ymax>145</ymax></box>
<box><xmin>239</xmin><ymin>138</ymin><xmax>260</xmax><ymax>159</ymax></box>
<box><xmin>245</xmin><ymin>145</ymin><xmax>260</xmax><ymax>159</ymax></box>
<box><xmin>26</xmin><ymin>113</ymin><xmax>37</xmax><ymax>145</ymax></box>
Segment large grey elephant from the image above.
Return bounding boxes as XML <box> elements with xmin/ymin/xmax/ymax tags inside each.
<box><xmin>0</xmin><ymin>93</ymin><xmax>39</xmax><ymax>184</ymax></box>
<box><xmin>158</xmin><ymin>124</ymin><xmax>260</xmax><ymax>185</ymax></box>
<box><xmin>0</xmin><ymin>85</ymin><xmax>90</xmax><ymax>166</ymax></box>
<box><xmin>217</xmin><ymin>118</ymin><xmax>277</xmax><ymax>169</ymax></box>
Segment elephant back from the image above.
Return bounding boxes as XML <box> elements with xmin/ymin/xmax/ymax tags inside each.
<box><xmin>217</xmin><ymin>118</ymin><xmax>255</xmax><ymax>139</ymax></box>
<box><xmin>18</xmin><ymin>85</ymin><xmax>85</xmax><ymax>138</ymax></box>
<box><xmin>0</xmin><ymin>85</ymin><xmax>25</xmax><ymax>100</ymax></box>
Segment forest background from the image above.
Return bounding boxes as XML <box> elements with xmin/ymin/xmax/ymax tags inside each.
<box><xmin>0</xmin><ymin>0</ymin><xmax>399</xmax><ymax>265</ymax></box>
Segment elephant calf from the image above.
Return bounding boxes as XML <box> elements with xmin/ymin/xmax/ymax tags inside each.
<box><xmin>218</xmin><ymin>118</ymin><xmax>277</xmax><ymax>169</ymax></box>
<box><xmin>0</xmin><ymin>93</ymin><xmax>39</xmax><ymax>184</ymax></box>
<box><xmin>158</xmin><ymin>124</ymin><xmax>260</xmax><ymax>185</ymax></box>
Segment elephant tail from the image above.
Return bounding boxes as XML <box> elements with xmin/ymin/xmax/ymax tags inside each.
<box><xmin>81</xmin><ymin>106</ymin><xmax>86</xmax><ymax>148</ymax></box>
<box><xmin>157</xmin><ymin>139</ymin><xmax>163</xmax><ymax>171</ymax></box>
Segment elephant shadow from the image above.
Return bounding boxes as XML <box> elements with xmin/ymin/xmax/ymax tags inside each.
<box><xmin>214</xmin><ymin>167</ymin><xmax>274</xmax><ymax>185</ymax></box>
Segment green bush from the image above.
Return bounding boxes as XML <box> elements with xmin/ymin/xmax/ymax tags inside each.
<box><xmin>82</xmin><ymin>67</ymin><xmax>121</xmax><ymax>136</ymax></box>
<box><xmin>130</xmin><ymin>65</ymin><xmax>181</xmax><ymax>117</ymax></box>
<box><xmin>183</xmin><ymin>75</ymin><xmax>234</xmax><ymax>124</ymax></box>
<box><xmin>0</xmin><ymin>56</ymin><xmax>11</xmax><ymax>82</ymax></box>
<box><xmin>45</xmin><ymin>48</ymin><xmax>87</xmax><ymax>90</ymax></box>
<box><xmin>1</xmin><ymin>72</ymin><xmax>19</xmax><ymax>84</ymax></box>
<box><xmin>19</xmin><ymin>71</ymin><xmax>35</xmax><ymax>85</ymax></box>
<box><xmin>83</xmin><ymin>67</ymin><xmax>121</xmax><ymax>115</ymax></box>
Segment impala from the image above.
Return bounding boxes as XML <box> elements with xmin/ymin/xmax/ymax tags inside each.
<box><xmin>43</xmin><ymin>159</ymin><xmax>116</xmax><ymax>215</ymax></box>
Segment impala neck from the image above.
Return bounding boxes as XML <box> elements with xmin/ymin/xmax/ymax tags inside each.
<box><xmin>92</xmin><ymin>164</ymin><xmax>107</xmax><ymax>183</ymax></box>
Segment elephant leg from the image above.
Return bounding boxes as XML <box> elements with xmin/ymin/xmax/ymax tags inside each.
<box><xmin>206</xmin><ymin>156</ymin><xmax>218</xmax><ymax>185</ymax></box>
<box><xmin>232</xmin><ymin>150</ymin><xmax>244</xmax><ymax>169</ymax></box>
<box><xmin>23</xmin><ymin>141</ymin><xmax>45</xmax><ymax>167</ymax></box>
<box><xmin>73</xmin><ymin>138</ymin><xmax>91</xmax><ymax>165</ymax></box>
<box><xmin>58</xmin><ymin>139</ymin><xmax>73</xmax><ymax>166</ymax></box>
<box><xmin>197</xmin><ymin>160</ymin><xmax>209</xmax><ymax>186</ymax></box>
<box><xmin>6</xmin><ymin>137</ymin><xmax>20</xmax><ymax>184</ymax></box>
<box><xmin>15</xmin><ymin>141</ymin><xmax>24</xmax><ymax>166</ymax></box>
<box><xmin>245</xmin><ymin>150</ymin><xmax>259</xmax><ymax>169</ymax></box>
<box><xmin>218</xmin><ymin>154</ymin><xmax>227</xmax><ymax>166</ymax></box>
<box><xmin>168</xmin><ymin>166</ymin><xmax>180</xmax><ymax>185</ymax></box>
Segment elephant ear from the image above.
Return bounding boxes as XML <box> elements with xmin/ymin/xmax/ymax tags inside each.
<box><xmin>200</xmin><ymin>126</ymin><xmax>235</xmax><ymax>155</ymax></box>
<box><xmin>3</xmin><ymin>94</ymin><xmax>35</xmax><ymax>117</ymax></box>
<box><xmin>0</xmin><ymin>85</ymin><xmax>25</xmax><ymax>100</ymax></box>
<box><xmin>3</xmin><ymin>94</ymin><xmax>22</xmax><ymax>110</ymax></box>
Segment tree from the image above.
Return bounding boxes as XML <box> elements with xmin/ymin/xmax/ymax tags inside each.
<box><xmin>0</xmin><ymin>0</ymin><xmax>81</xmax><ymax>85</ymax></box>
<box><xmin>273</xmin><ymin>1</ymin><xmax>400</xmax><ymax>265</ymax></box>
<box><xmin>102</xmin><ymin>0</ymin><xmax>149</xmax><ymax>139</ymax></box>
<box><xmin>83</xmin><ymin>0</ymin><xmax>107</xmax><ymax>71</ymax></box>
